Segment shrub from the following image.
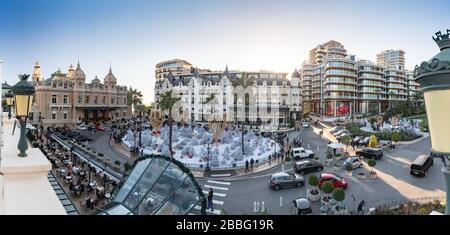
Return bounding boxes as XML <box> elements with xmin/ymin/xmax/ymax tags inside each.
<box><xmin>321</xmin><ymin>181</ymin><xmax>334</xmax><ymax>194</ymax></box>
<box><xmin>332</xmin><ymin>188</ymin><xmax>345</xmax><ymax>202</ymax></box>
<box><xmin>340</xmin><ymin>135</ymin><xmax>352</xmax><ymax>145</ymax></box>
<box><xmin>345</xmin><ymin>164</ymin><xmax>353</xmax><ymax>171</ymax></box>
<box><xmin>308</xmin><ymin>175</ymin><xmax>319</xmax><ymax>187</ymax></box>
<box><xmin>285</xmin><ymin>155</ymin><xmax>292</xmax><ymax>162</ymax></box>
<box><xmin>368</xmin><ymin>135</ymin><xmax>378</xmax><ymax>147</ymax></box>
<box><xmin>368</xmin><ymin>159</ymin><xmax>376</xmax><ymax>173</ymax></box>
<box><xmin>391</xmin><ymin>131</ymin><xmax>401</xmax><ymax>142</ymax></box>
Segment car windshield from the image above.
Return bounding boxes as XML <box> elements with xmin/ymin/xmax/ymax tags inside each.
<box><xmin>411</xmin><ymin>164</ymin><xmax>423</xmax><ymax>170</ymax></box>
<box><xmin>288</xmin><ymin>173</ymin><xmax>295</xmax><ymax>179</ymax></box>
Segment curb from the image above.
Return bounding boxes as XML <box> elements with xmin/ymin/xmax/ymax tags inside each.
<box><xmin>109</xmin><ymin>139</ymin><xmax>135</xmax><ymax>163</ymax></box>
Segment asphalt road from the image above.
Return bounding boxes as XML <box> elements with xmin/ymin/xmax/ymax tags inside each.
<box><xmin>208</xmin><ymin>126</ymin><xmax>445</xmax><ymax>215</ymax></box>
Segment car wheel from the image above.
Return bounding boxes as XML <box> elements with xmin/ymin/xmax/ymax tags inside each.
<box><xmin>309</xmin><ymin>154</ymin><xmax>314</xmax><ymax>159</ymax></box>
<box><xmin>274</xmin><ymin>185</ymin><xmax>280</xmax><ymax>190</ymax></box>
<box><xmin>296</xmin><ymin>182</ymin><xmax>304</xmax><ymax>187</ymax></box>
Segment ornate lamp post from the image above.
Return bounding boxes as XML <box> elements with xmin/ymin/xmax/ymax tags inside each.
<box><xmin>206</xmin><ymin>138</ymin><xmax>211</xmax><ymax>171</ymax></box>
<box><xmin>414</xmin><ymin>29</ymin><xmax>450</xmax><ymax>214</ymax></box>
<box><xmin>5</xmin><ymin>91</ymin><xmax>14</xmax><ymax>119</ymax></box>
<box><xmin>11</xmin><ymin>74</ymin><xmax>35</xmax><ymax>157</ymax></box>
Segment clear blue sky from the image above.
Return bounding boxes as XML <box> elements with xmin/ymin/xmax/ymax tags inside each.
<box><xmin>1</xmin><ymin>0</ymin><xmax>449</xmax><ymax>103</ymax></box>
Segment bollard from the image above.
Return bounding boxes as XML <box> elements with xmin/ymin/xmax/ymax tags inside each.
<box><xmin>308</xmin><ymin>143</ymin><xmax>310</xmax><ymax>148</ymax></box>
<box><xmin>261</xmin><ymin>201</ymin><xmax>265</xmax><ymax>212</ymax></box>
<box><xmin>280</xmin><ymin>196</ymin><xmax>283</xmax><ymax>207</ymax></box>
<box><xmin>317</xmin><ymin>146</ymin><xmax>320</xmax><ymax>152</ymax></box>
<box><xmin>253</xmin><ymin>201</ymin><xmax>257</xmax><ymax>212</ymax></box>
<box><xmin>282</xmin><ymin>163</ymin><xmax>285</xmax><ymax>171</ymax></box>
<box><xmin>256</xmin><ymin>201</ymin><xmax>260</xmax><ymax>212</ymax></box>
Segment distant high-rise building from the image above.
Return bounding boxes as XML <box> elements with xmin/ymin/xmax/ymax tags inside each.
<box><xmin>376</xmin><ymin>49</ymin><xmax>405</xmax><ymax>70</ymax></box>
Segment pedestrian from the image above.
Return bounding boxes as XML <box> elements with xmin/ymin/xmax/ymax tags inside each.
<box><xmin>245</xmin><ymin>160</ymin><xmax>249</xmax><ymax>173</ymax></box>
<box><xmin>333</xmin><ymin>148</ymin><xmax>337</xmax><ymax>156</ymax></box>
<box><xmin>207</xmin><ymin>188</ymin><xmax>214</xmax><ymax>212</ymax></box>
<box><xmin>299</xmin><ymin>139</ymin><xmax>303</xmax><ymax>147</ymax></box>
<box><xmin>357</xmin><ymin>200</ymin><xmax>365</xmax><ymax>215</ymax></box>
<box><xmin>250</xmin><ymin>158</ymin><xmax>254</xmax><ymax>168</ymax></box>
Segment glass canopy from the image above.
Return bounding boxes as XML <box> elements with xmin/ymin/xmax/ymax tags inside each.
<box><xmin>101</xmin><ymin>155</ymin><xmax>205</xmax><ymax>215</ymax></box>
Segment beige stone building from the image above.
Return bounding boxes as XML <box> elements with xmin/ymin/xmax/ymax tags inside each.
<box><xmin>30</xmin><ymin>62</ymin><xmax>132</xmax><ymax>127</ymax></box>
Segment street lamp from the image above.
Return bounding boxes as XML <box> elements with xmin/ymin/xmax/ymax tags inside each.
<box><xmin>5</xmin><ymin>91</ymin><xmax>14</xmax><ymax>119</ymax></box>
<box><xmin>414</xmin><ymin>29</ymin><xmax>450</xmax><ymax>214</ymax></box>
<box><xmin>205</xmin><ymin>137</ymin><xmax>211</xmax><ymax>171</ymax></box>
<box><xmin>11</xmin><ymin>74</ymin><xmax>35</xmax><ymax>157</ymax></box>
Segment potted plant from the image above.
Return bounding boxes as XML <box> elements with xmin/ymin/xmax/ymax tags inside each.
<box><xmin>345</xmin><ymin>163</ymin><xmax>353</xmax><ymax>172</ymax></box>
<box><xmin>307</xmin><ymin>175</ymin><xmax>321</xmax><ymax>202</ymax></box>
<box><xmin>332</xmin><ymin>188</ymin><xmax>347</xmax><ymax>215</ymax></box>
<box><xmin>368</xmin><ymin>159</ymin><xmax>377</xmax><ymax>179</ymax></box>
<box><xmin>325</xmin><ymin>151</ymin><xmax>334</xmax><ymax>165</ymax></box>
<box><xmin>356</xmin><ymin>171</ymin><xmax>367</xmax><ymax>180</ymax></box>
<box><xmin>114</xmin><ymin>160</ymin><xmax>121</xmax><ymax>170</ymax></box>
<box><xmin>313</xmin><ymin>155</ymin><xmax>320</xmax><ymax>163</ymax></box>
<box><xmin>320</xmin><ymin>181</ymin><xmax>334</xmax><ymax>207</ymax></box>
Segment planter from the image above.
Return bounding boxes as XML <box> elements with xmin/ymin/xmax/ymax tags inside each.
<box><xmin>326</xmin><ymin>158</ymin><xmax>334</xmax><ymax>164</ymax></box>
<box><xmin>356</xmin><ymin>172</ymin><xmax>367</xmax><ymax>180</ymax></box>
<box><xmin>307</xmin><ymin>188</ymin><xmax>321</xmax><ymax>202</ymax></box>
<box><xmin>321</xmin><ymin>195</ymin><xmax>332</xmax><ymax>207</ymax></box>
<box><xmin>368</xmin><ymin>171</ymin><xmax>377</xmax><ymax>179</ymax></box>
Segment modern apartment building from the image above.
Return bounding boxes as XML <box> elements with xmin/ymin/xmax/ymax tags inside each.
<box><xmin>301</xmin><ymin>41</ymin><xmax>417</xmax><ymax>118</ymax></box>
<box><xmin>155</xmin><ymin>60</ymin><xmax>302</xmax><ymax>127</ymax></box>
<box><xmin>376</xmin><ymin>49</ymin><xmax>406</xmax><ymax>70</ymax></box>
<box><xmin>31</xmin><ymin>62</ymin><xmax>132</xmax><ymax>127</ymax></box>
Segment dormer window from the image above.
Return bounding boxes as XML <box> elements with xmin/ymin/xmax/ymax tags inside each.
<box><xmin>64</xmin><ymin>83</ymin><xmax>67</xmax><ymax>89</ymax></box>
<box><xmin>283</xmin><ymin>82</ymin><xmax>287</xmax><ymax>87</ymax></box>
<box><xmin>53</xmin><ymin>82</ymin><xmax>57</xmax><ymax>88</ymax></box>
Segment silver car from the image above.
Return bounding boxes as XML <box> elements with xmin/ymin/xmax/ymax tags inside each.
<box><xmin>291</xmin><ymin>197</ymin><xmax>312</xmax><ymax>215</ymax></box>
<box><xmin>344</xmin><ymin>156</ymin><xmax>363</xmax><ymax>169</ymax></box>
<box><xmin>269</xmin><ymin>172</ymin><xmax>305</xmax><ymax>190</ymax></box>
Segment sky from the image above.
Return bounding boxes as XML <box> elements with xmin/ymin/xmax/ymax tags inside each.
<box><xmin>1</xmin><ymin>0</ymin><xmax>450</xmax><ymax>103</ymax></box>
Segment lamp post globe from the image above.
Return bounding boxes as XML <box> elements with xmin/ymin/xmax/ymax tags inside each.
<box><xmin>11</xmin><ymin>74</ymin><xmax>36</xmax><ymax>157</ymax></box>
<box><xmin>414</xmin><ymin>29</ymin><xmax>450</xmax><ymax>214</ymax></box>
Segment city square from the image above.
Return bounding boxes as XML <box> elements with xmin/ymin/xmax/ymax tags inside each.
<box><xmin>1</xmin><ymin>0</ymin><xmax>450</xmax><ymax>219</ymax></box>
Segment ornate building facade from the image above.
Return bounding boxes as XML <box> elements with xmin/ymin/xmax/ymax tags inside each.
<box><xmin>31</xmin><ymin>62</ymin><xmax>132</xmax><ymax>127</ymax></box>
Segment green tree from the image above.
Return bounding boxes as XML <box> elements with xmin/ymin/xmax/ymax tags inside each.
<box><xmin>340</xmin><ymin>135</ymin><xmax>352</xmax><ymax>152</ymax></box>
<box><xmin>159</xmin><ymin>91</ymin><xmax>181</xmax><ymax>156</ymax></box>
<box><xmin>308</xmin><ymin>175</ymin><xmax>319</xmax><ymax>187</ymax></box>
<box><xmin>391</xmin><ymin>131</ymin><xmax>401</xmax><ymax>142</ymax></box>
<box><xmin>368</xmin><ymin>135</ymin><xmax>378</xmax><ymax>148</ymax></box>
<box><xmin>412</xmin><ymin>91</ymin><xmax>423</xmax><ymax>115</ymax></box>
<box><xmin>321</xmin><ymin>181</ymin><xmax>334</xmax><ymax>194</ymax></box>
<box><xmin>127</xmin><ymin>87</ymin><xmax>143</xmax><ymax>116</ymax></box>
<box><xmin>332</xmin><ymin>188</ymin><xmax>345</xmax><ymax>203</ymax></box>
<box><xmin>368</xmin><ymin>159</ymin><xmax>376</xmax><ymax>173</ymax></box>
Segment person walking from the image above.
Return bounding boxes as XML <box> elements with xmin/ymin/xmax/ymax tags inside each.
<box><xmin>245</xmin><ymin>160</ymin><xmax>249</xmax><ymax>173</ymax></box>
<box><xmin>357</xmin><ymin>200</ymin><xmax>365</xmax><ymax>215</ymax></box>
<box><xmin>207</xmin><ymin>188</ymin><xmax>214</xmax><ymax>212</ymax></box>
<box><xmin>250</xmin><ymin>158</ymin><xmax>254</xmax><ymax>168</ymax></box>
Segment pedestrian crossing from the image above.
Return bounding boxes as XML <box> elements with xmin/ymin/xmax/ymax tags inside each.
<box><xmin>190</xmin><ymin>179</ymin><xmax>231</xmax><ymax>215</ymax></box>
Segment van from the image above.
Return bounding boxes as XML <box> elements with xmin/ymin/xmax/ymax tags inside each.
<box><xmin>410</xmin><ymin>155</ymin><xmax>433</xmax><ymax>177</ymax></box>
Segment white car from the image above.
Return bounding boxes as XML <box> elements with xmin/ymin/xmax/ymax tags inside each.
<box><xmin>333</xmin><ymin>129</ymin><xmax>349</xmax><ymax>137</ymax></box>
<box><xmin>292</xmin><ymin>147</ymin><xmax>314</xmax><ymax>160</ymax></box>
<box><xmin>344</xmin><ymin>156</ymin><xmax>363</xmax><ymax>169</ymax></box>
<box><xmin>302</xmin><ymin>122</ymin><xmax>310</xmax><ymax>128</ymax></box>
<box><xmin>76</xmin><ymin>124</ymin><xmax>87</xmax><ymax>130</ymax></box>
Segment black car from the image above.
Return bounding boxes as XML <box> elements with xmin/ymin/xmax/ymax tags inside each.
<box><xmin>294</xmin><ymin>160</ymin><xmax>324</xmax><ymax>175</ymax></box>
<box><xmin>410</xmin><ymin>155</ymin><xmax>433</xmax><ymax>177</ymax></box>
<box><xmin>75</xmin><ymin>135</ymin><xmax>93</xmax><ymax>142</ymax></box>
<box><xmin>64</xmin><ymin>131</ymin><xmax>81</xmax><ymax>138</ymax></box>
<box><xmin>355</xmin><ymin>148</ymin><xmax>383</xmax><ymax>160</ymax></box>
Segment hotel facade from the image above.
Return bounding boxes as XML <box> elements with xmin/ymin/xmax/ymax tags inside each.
<box><xmin>155</xmin><ymin>59</ymin><xmax>302</xmax><ymax>128</ymax></box>
<box><xmin>300</xmin><ymin>40</ymin><xmax>420</xmax><ymax>118</ymax></box>
<box><xmin>30</xmin><ymin>62</ymin><xmax>132</xmax><ymax>127</ymax></box>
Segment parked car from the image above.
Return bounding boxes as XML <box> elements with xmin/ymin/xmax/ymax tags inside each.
<box><xmin>319</xmin><ymin>173</ymin><xmax>348</xmax><ymax>189</ymax></box>
<box><xmin>355</xmin><ymin>148</ymin><xmax>383</xmax><ymax>160</ymax></box>
<box><xmin>291</xmin><ymin>197</ymin><xmax>312</xmax><ymax>215</ymax></box>
<box><xmin>75</xmin><ymin>135</ymin><xmax>93</xmax><ymax>142</ymax></box>
<box><xmin>333</xmin><ymin>129</ymin><xmax>349</xmax><ymax>137</ymax></box>
<box><xmin>410</xmin><ymin>155</ymin><xmax>433</xmax><ymax>177</ymax></box>
<box><xmin>269</xmin><ymin>172</ymin><xmax>305</xmax><ymax>190</ymax></box>
<box><xmin>335</xmin><ymin>132</ymin><xmax>351</xmax><ymax>141</ymax></box>
<box><xmin>292</xmin><ymin>147</ymin><xmax>314</xmax><ymax>160</ymax></box>
<box><xmin>76</xmin><ymin>124</ymin><xmax>87</xmax><ymax>130</ymax></box>
<box><xmin>344</xmin><ymin>156</ymin><xmax>363</xmax><ymax>170</ymax></box>
<box><xmin>330</xmin><ymin>126</ymin><xmax>345</xmax><ymax>134</ymax></box>
<box><xmin>359</xmin><ymin>137</ymin><xmax>370</xmax><ymax>146</ymax></box>
<box><xmin>294</xmin><ymin>160</ymin><xmax>324</xmax><ymax>175</ymax></box>
<box><xmin>302</xmin><ymin>121</ymin><xmax>310</xmax><ymax>128</ymax></box>
<box><xmin>65</xmin><ymin>131</ymin><xmax>81</xmax><ymax>138</ymax></box>
<box><xmin>87</xmin><ymin>126</ymin><xmax>95</xmax><ymax>131</ymax></box>
<box><xmin>96</xmin><ymin>125</ymin><xmax>106</xmax><ymax>131</ymax></box>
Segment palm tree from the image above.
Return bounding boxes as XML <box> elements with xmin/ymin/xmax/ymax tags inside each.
<box><xmin>232</xmin><ymin>73</ymin><xmax>252</xmax><ymax>155</ymax></box>
<box><xmin>159</xmin><ymin>91</ymin><xmax>181</xmax><ymax>156</ymax></box>
<box><xmin>127</xmin><ymin>87</ymin><xmax>143</xmax><ymax>117</ymax></box>
<box><xmin>205</xmin><ymin>93</ymin><xmax>216</xmax><ymax>115</ymax></box>
<box><xmin>412</xmin><ymin>91</ymin><xmax>423</xmax><ymax>115</ymax></box>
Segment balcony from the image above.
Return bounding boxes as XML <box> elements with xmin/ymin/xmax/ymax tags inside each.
<box><xmin>0</xmin><ymin>113</ymin><xmax>66</xmax><ymax>215</ymax></box>
<box><xmin>49</xmin><ymin>103</ymin><xmax>71</xmax><ymax>108</ymax></box>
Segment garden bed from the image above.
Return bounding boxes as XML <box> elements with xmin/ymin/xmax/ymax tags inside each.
<box><xmin>345</xmin><ymin>124</ymin><xmax>422</xmax><ymax>141</ymax></box>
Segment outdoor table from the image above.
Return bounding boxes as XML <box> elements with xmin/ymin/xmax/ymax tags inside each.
<box><xmin>73</xmin><ymin>167</ymin><xmax>80</xmax><ymax>173</ymax></box>
<box><xmin>96</xmin><ymin>186</ymin><xmax>104</xmax><ymax>192</ymax></box>
<box><xmin>60</xmin><ymin>169</ymin><xmax>67</xmax><ymax>174</ymax></box>
<box><xmin>89</xmin><ymin>182</ymin><xmax>96</xmax><ymax>187</ymax></box>
<box><xmin>105</xmin><ymin>193</ymin><xmax>111</xmax><ymax>199</ymax></box>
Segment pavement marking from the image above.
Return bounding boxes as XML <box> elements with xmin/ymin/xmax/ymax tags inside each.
<box><xmin>204</xmin><ymin>184</ymin><xmax>229</xmax><ymax>191</ymax></box>
<box><xmin>211</xmin><ymin>173</ymin><xmax>231</xmax><ymax>177</ymax></box>
<box><xmin>213</xmin><ymin>200</ymin><xmax>224</xmax><ymax>205</ymax></box>
<box><xmin>203</xmin><ymin>191</ymin><xmax>226</xmax><ymax>197</ymax></box>
<box><xmin>206</xmin><ymin>180</ymin><xmax>231</xmax><ymax>185</ymax></box>
<box><xmin>194</xmin><ymin>205</ymin><xmax>221</xmax><ymax>215</ymax></box>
